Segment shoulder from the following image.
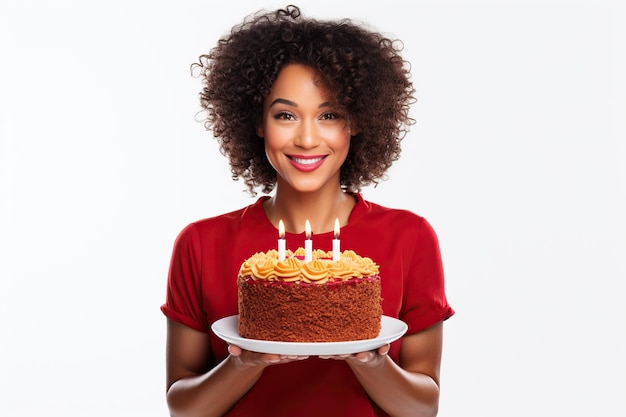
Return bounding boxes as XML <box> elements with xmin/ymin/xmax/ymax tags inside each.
<box><xmin>353</xmin><ymin>194</ymin><xmax>440</xmax><ymax>243</ymax></box>
<box><xmin>355</xmin><ymin>194</ymin><xmax>427</xmax><ymax>226</ymax></box>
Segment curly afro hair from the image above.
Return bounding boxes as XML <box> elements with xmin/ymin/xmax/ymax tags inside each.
<box><xmin>193</xmin><ymin>5</ymin><xmax>415</xmax><ymax>195</ymax></box>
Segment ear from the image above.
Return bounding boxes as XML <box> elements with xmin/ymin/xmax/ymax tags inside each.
<box><xmin>348</xmin><ymin>121</ymin><xmax>359</xmax><ymax>136</ymax></box>
<box><xmin>256</xmin><ymin>125</ymin><xmax>264</xmax><ymax>138</ymax></box>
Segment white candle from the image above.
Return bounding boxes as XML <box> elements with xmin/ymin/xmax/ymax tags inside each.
<box><xmin>278</xmin><ymin>220</ymin><xmax>286</xmax><ymax>261</ymax></box>
<box><xmin>332</xmin><ymin>218</ymin><xmax>340</xmax><ymax>261</ymax></box>
<box><xmin>304</xmin><ymin>219</ymin><xmax>312</xmax><ymax>263</ymax></box>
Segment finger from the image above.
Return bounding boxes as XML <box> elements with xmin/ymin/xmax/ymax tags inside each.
<box><xmin>354</xmin><ymin>351</ymin><xmax>374</xmax><ymax>362</ymax></box>
<box><xmin>377</xmin><ymin>343</ymin><xmax>390</xmax><ymax>356</ymax></box>
<box><xmin>262</xmin><ymin>354</ymin><xmax>281</xmax><ymax>364</ymax></box>
<box><xmin>280</xmin><ymin>355</ymin><xmax>310</xmax><ymax>361</ymax></box>
<box><xmin>318</xmin><ymin>354</ymin><xmax>351</xmax><ymax>360</ymax></box>
<box><xmin>228</xmin><ymin>344</ymin><xmax>243</xmax><ymax>356</ymax></box>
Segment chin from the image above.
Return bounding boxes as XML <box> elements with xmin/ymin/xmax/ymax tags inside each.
<box><xmin>287</xmin><ymin>183</ymin><xmax>327</xmax><ymax>194</ymax></box>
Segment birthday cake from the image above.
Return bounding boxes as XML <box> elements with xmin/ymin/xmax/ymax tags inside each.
<box><xmin>237</xmin><ymin>248</ymin><xmax>382</xmax><ymax>343</ymax></box>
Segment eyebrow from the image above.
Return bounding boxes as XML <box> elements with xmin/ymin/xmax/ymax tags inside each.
<box><xmin>268</xmin><ymin>98</ymin><xmax>330</xmax><ymax>109</ymax></box>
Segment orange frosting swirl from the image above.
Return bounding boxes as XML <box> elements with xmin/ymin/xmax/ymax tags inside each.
<box><xmin>274</xmin><ymin>257</ymin><xmax>302</xmax><ymax>282</ymax></box>
<box><xmin>239</xmin><ymin>252</ymin><xmax>266</xmax><ymax>277</ymax></box>
<box><xmin>250</xmin><ymin>256</ymin><xmax>277</xmax><ymax>280</ymax></box>
<box><xmin>301</xmin><ymin>259</ymin><xmax>330</xmax><ymax>284</ymax></box>
<box><xmin>312</xmin><ymin>249</ymin><xmax>330</xmax><ymax>260</ymax></box>
<box><xmin>239</xmin><ymin>247</ymin><xmax>378</xmax><ymax>283</ymax></box>
<box><xmin>327</xmin><ymin>259</ymin><xmax>358</xmax><ymax>280</ymax></box>
<box><xmin>341</xmin><ymin>250</ymin><xmax>379</xmax><ymax>277</ymax></box>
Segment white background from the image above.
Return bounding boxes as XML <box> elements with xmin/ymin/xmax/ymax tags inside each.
<box><xmin>1</xmin><ymin>0</ymin><xmax>624</xmax><ymax>416</ymax></box>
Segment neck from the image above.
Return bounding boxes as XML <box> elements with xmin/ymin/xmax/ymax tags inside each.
<box><xmin>264</xmin><ymin>185</ymin><xmax>356</xmax><ymax>234</ymax></box>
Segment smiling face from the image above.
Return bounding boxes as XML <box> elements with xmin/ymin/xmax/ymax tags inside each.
<box><xmin>257</xmin><ymin>64</ymin><xmax>353</xmax><ymax>195</ymax></box>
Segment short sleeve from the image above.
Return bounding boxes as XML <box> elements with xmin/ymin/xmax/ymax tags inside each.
<box><xmin>160</xmin><ymin>223</ymin><xmax>210</xmax><ymax>332</ymax></box>
<box><xmin>401</xmin><ymin>218</ymin><xmax>454</xmax><ymax>334</ymax></box>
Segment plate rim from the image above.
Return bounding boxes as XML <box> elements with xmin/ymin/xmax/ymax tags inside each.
<box><xmin>211</xmin><ymin>314</ymin><xmax>408</xmax><ymax>355</ymax></box>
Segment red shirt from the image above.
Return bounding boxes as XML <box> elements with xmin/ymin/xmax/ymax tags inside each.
<box><xmin>162</xmin><ymin>194</ymin><xmax>454</xmax><ymax>416</ymax></box>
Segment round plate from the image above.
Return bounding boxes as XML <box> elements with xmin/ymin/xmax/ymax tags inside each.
<box><xmin>211</xmin><ymin>315</ymin><xmax>408</xmax><ymax>355</ymax></box>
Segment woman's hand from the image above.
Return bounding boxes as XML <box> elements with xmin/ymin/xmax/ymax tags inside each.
<box><xmin>318</xmin><ymin>343</ymin><xmax>390</xmax><ymax>367</ymax></box>
<box><xmin>227</xmin><ymin>344</ymin><xmax>309</xmax><ymax>369</ymax></box>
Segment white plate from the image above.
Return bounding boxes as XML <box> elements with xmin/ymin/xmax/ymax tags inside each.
<box><xmin>211</xmin><ymin>315</ymin><xmax>408</xmax><ymax>355</ymax></box>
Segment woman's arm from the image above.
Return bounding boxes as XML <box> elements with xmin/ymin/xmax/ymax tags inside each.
<box><xmin>165</xmin><ymin>320</ymin><xmax>307</xmax><ymax>417</ymax></box>
<box><xmin>165</xmin><ymin>319</ymin><xmax>262</xmax><ymax>417</ymax></box>
<box><xmin>343</xmin><ymin>322</ymin><xmax>445</xmax><ymax>417</ymax></box>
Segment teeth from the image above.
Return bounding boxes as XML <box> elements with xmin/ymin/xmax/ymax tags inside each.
<box><xmin>292</xmin><ymin>156</ymin><xmax>324</xmax><ymax>165</ymax></box>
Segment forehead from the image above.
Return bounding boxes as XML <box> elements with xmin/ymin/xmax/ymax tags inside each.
<box><xmin>267</xmin><ymin>64</ymin><xmax>330</xmax><ymax>101</ymax></box>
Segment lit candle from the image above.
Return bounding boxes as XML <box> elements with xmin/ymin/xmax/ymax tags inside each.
<box><xmin>278</xmin><ymin>220</ymin><xmax>286</xmax><ymax>261</ymax></box>
<box><xmin>304</xmin><ymin>219</ymin><xmax>312</xmax><ymax>263</ymax></box>
<box><xmin>332</xmin><ymin>218</ymin><xmax>340</xmax><ymax>261</ymax></box>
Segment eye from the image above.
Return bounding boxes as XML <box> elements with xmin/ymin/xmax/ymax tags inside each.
<box><xmin>273</xmin><ymin>111</ymin><xmax>296</xmax><ymax>121</ymax></box>
<box><xmin>320</xmin><ymin>112</ymin><xmax>341</xmax><ymax>121</ymax></box>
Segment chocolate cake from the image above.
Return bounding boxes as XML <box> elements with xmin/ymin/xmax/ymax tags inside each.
<box><xmin>237</xmin><ymin>248</ymin><xmax>382</xmax><ymax>343</ymax></box>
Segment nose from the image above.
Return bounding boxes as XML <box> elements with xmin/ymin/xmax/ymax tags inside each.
<box><xmin>293</xmin><ymin>119</ymin><xmax>320</xmax><ymax>149</ymax></box>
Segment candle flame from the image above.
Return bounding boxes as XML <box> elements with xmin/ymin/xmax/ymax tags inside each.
<box><xmin>305</xmin><ymin>219</ymin><xmax>311</xmax><ymax>239</ymax></box>
<box><xmin>278</xmin><ymin>219</ymin><xmax>285</xmax><ymax>239</ymax></box>
<box><xmin>334</xmin><ymin>218</ymin><xmax>340</xmax><ymax>239</ymax></box>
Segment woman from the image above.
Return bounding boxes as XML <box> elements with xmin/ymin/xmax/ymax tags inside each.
<box><xmin>161</xmin><ymin>5</ymin><xmax>454</xmax><ymax>416</ymax></box>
